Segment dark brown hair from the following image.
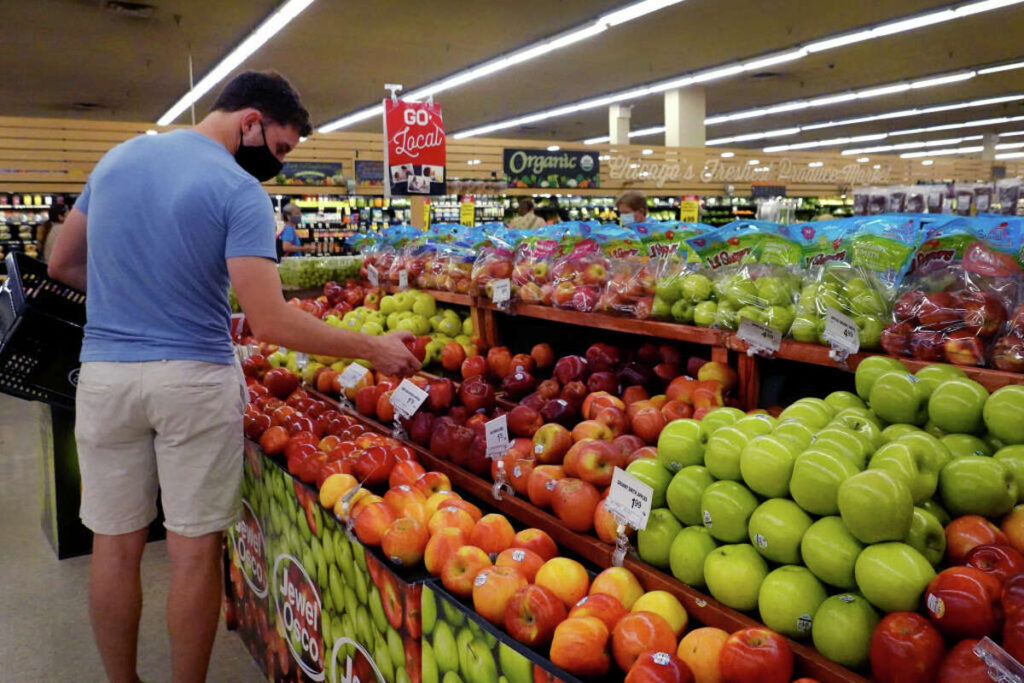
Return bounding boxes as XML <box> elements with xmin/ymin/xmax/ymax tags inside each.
<box><xmin>211</xmin><ymin>70</ymin><xmax>312</xmax><ymax>137</ymax></box>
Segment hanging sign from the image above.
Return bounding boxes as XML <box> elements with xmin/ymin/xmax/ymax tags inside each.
<box><xmin>383</xmin><ymin>99</ymin><xmax>447</xmax><ymax>197</ymax></box>
<box><xmin>459</xmin><ymin>200</ymin><xmax>475</xmax><ymax>227</ymax></box>
<box><xmin>273</xmin><ymin>161</ymin><xmax>343</xmax><ymax>186</ymax></box>
<box><xmin>679</xmin><ymin>195</ymin><xmax>700</xmax><ymax>222</ymax></box>
<box><xmin>503</xmin><ymin>148</ymin><xmax>599</xmax><ymax>189</ymax></box>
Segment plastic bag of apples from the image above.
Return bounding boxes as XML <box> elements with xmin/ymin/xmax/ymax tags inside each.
<box><xmin>470</xmin><ymin>226</ymin><xmax>519</xmax><ymax>299</ymax></box>
<box><xmin>510</xmin><ymin>223</ymin><xmax>568</xmax><ymax>306</ymax></box>
<box><xmin>594</xmin><ymin>226</ymin><xmax>652</xmax><ymax>318</ymax></box>
<box><xmin>882</xmin><ymin>216</ymin><xmax>1023</xmax><ymax>368</ymax></box>
<box><xmin>549</xmin><ymin>223</ymin><xmax>611</xmax><ymax>313</ymax></box>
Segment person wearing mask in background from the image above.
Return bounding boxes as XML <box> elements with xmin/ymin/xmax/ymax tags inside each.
<box><xmin>48</xmin><ymin>70</ymin><xmax>419</xmax><ymax>683</ymax></box>
<box><xmin>616</xmin><ymin>190</ymin><xmax>648</xmax><ymax>226</ymax></box>
<box><xmin>39</xmin><ymin>203</ymin><xmax>69</xmax><ymax>262</ymax></box>
<box><xmin>508</xmin><ymin>198</ymin><xmax>545</xmax><ymax>229</ymax></box>
<box><xmin>277</xmin><ymin>202</ymin><xmax>315</xmax><ymax>259</ymax></box>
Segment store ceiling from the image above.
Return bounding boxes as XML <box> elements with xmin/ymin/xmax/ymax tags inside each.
<box><xmin>2</xmin><ymin>0</ymin><xmax>1023</xmax><ymax>156</ymax></box>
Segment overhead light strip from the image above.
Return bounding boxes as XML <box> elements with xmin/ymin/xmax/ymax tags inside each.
<box><xmin>1000</xmin><ymin>130</ymin><xmax>1024</xmax><ymax>137</ymax></box>
<box><xmin>452</xmin><ymin>0</ymin><xmax>1024</xmax><ymax>139</ymax></box>
<box><xmin>157</xmin><ymin>0</ymin><xmax>315</xmax><ymax>126</ymax></box>
<box><xmin>840</xmin><ymin>135</ymin><xmax>984</xmax><ymax>155</ymax></box>
<box><xmin>316</xmin><ymin>0</ymin><xmax>687</xmax><ymax>133</ymax></box>
<box><xmin>996</xmin><ymin>141</ymin><xmax>1024</xmax><ymax>150</ymax></box>
<box><xmin>900</xmin><ymin>145</ymin><xmax>985</xmax><ymax>158</ymax></box>
<box><xmin>764</xmin><ymin>115</ymin><xmax>1024</xmax><ymax>152</ymax></box>
<box><xmin>995</xmin><ymin>151</ymin><xmax>1024</xmax><ymax>159</ymax></box>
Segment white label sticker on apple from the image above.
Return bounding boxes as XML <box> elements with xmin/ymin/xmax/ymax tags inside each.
<box><xmin>512</xmin><ymin>465</ymin><xmax>522</xmax><ymax>478</ymax></box>
<box><xmin>485</xmin><ymin>415</ymin><xmax>509</xmax><ymax>460</ymax></box>
<box><xmin>398</xmin><ymin>269</ymin><xmax>408</xmax><ymax>289</ymax></box>
<box><xmin>605</xmin><ymin>467</ymin><xmax>653</xmax><ymax>531</ymax></box>
<box><xmin>390</xmin><ymin>379</ymin><xmax>428</xmax><ymax>418</ymax></box>
<box><xmin>754</xmin><ymin>533</ymin><xmax>767</xmax><ymax>549</ymax></box>
<box><xmin>737</xmin><ymin>317</ymin><xmax>781</xmax><ymax>354</ymax></box>
<box><xmin>545</xmin><ymin>480</ymin><xmax>557</xmax><ymax>491</ymax></box>
<box><xmin>695</xmin><ymin>598</ymin><xmax>707</xmax><ymax>607</ymax></box>
<box><xmin>511</xmin><ymin>549</ymin><xmax>525</xmax><ymax>562</ymax></box>
<box><xmin>653</xmin><ymin>652</ymin><xmax>671</xmax><ymax>666</ymax></box>
<box><xmin>823</xmin><ymin>307</ymin><xmax>860</xmax><ymax>355</ymax></box>
<box><xmin>474</xmin><ymin>573</ymin><xmax>487</xmax><ymax>587</ymax></box>
<box><xmin>702</xmin><ymin>510</ymin><xmax>712</xmax><ymax>529</ymax></box>
<box><xmin>797</xmin><ymin>614</ymin><xmax>813</xmax><ymax>633</ymax></box>
<box><xmin>491</xmin><ymin>278</ymin><xmax>511</xmax><ymax>304</ymax></box>
<box><xmin>839</xmin><ymin>594</ymin><xmax>855</xmax><ymax>603</ymax></box>
<box><xmin>927</xmin><ymin>593</ymin><xmax>945</xmax><ymax>618</ymax></box>
<box><xmin>366</xmin><ymin>264</ymin><xmax>379</xmax><ymax>287</ymax></box>
<box><xmin>534</xmin><ymin>443</ymin><xmax>544</xmax><ymax>454</ymax></box>
<box><xmin>339</xmin><ymin>362</ymin><xmax>370</xmax><ymax>389</ymax></box>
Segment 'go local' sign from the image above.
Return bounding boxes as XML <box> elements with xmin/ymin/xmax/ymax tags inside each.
<box><xmin>504</xmin><ymin>148</ymin><xmax>600</xmax><ymax>189</ymax></box>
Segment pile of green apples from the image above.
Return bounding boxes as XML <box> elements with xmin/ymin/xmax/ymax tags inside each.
<box><xmin>653</xmin><ymin>270</ymin><xmax>800</xmax><ymax>333</ymax></box>
<box><xmin>620</xmin><ymin>358</ymin><xmax>1023</xmax><ymax>670</ymax></box>
<box><xmin>790</xmin><ymin>269</ymin><xmax>890</xmax><ymax>349</ymax></box>
<box><xmin>420</xmin><ymin>585</ymin><xmax>537</xmax><ymax>683</ymax></box>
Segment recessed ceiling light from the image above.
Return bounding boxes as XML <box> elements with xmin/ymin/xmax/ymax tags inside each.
<box><xmin>857</xmin><ymin>157</ymin><xmax>870</xmax><ymax>162</ymax></box>
<box><xmin>748</xmin><ymin>159</ymin><xmax>760</xmax><ymax>165</ymax></box>
<box><xmin>547</xmin><ymin>145</ymin><xmax>561</xmax><ymax>152</ymax></box>
<box><xmin>720</xmin><ymin>152</ymin><xmax>735</xmax><ymax>157</ymax></box>
<box><xmin>642</xmin><ymin>148</ymin><xmax>654</xmax><ymax>155</ymax></box>
<box><xmin>808</xmin><ymin>161</ymin><xmax>824</xmax><ymax>167</ymax></box>
<box><xmin>922</xmin><ymin>159</ymin><xmax>935</xmax><ymax>165</ymax></box>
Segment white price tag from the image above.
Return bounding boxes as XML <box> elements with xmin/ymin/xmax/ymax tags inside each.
<box><xmin>484</xmin><ymin>415</ymin><xmax>510</xmax><ymax>460</ymax></box>
<box><xmin>491</xmin><ymin>279</ymin><xmax>511</xmax><ymax>304</ymax></box>
<box><xmin>737</xmin><ymin>317</ymin><xmax>781</xmax><ymax>355</ymax></box>
<box><xmin>294</xmin><ymin>352</ymin><xmax>308</xmax><ymax>369</ymax></box>
<box><xmin>339</xmin><ymin>363</ymin><xmax>370</xmax><ymax>389</ymax></box>
<box><xmin>398</xmin><ymin>269</ymin><xmax>409</xmax><ymax>289</ymax></box>
<box><xmin>389</xmin><ymin>379</ymin><xmax>428</xmax><ymax>418</ymax></box>
<box><xmin>604</xmin><ymin>467</ymin><xmax>653</xmax><ymax>531</ymax></box>
<box><xmin>367</xmin><ymin>265</ymin><xmax>379</xmax><ymax>287</ymax></box>
<box><xmin>823</xmin><ymin>307</ymin><xmax>860</xmax><ymax>355</ymax></box>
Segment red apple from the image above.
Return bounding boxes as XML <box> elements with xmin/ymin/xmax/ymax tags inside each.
<box><xmin>569</xmin><ymin>593</ymin><xmax>627</xmax><ymax>631</ymax></box>
<box><xmin>582</xmin><ymin>391</ymin><xmax>626</xmax><ymax>419</ymax></box>
<box><xmin>511</xmin><ymin>528</ymin><xmax>558</xmax><ymax>561</ymax></box>
<box><xmin>510</xmin><ymin>353</ymin><xmax>536</xmax><ymax>374</ymax></box>
<box><xmin>560</xmin><ymin>380</ymin><xmax>588</xmax><ymax>408</ymax></box>
<box><xmin>258</xmin><ymin>425</ymin><xmax>289</xmax><ymax>455</ymax></box>
<box><xmin>622</xmin><ymin>385</ymin><xmax>650</xmax><ymax>405</ymax></box>
<box><xmin>958</xmin><ymin>290</ymin><xmax>1007</xmax><ymax>337</ymax></box>
<box><xmin>549</xmin><ymin>616</ymin><xmax>611</xmax><ymax>678</ymax></box>
<box><xmin>611</xmin><ymin>434</ymin><xmax>645</xmax><ymax>460</ymax></box>
<box><xmin>910</xmin><ymin>331</ymin><xmax>946</xmax><ymax>362</ymax></box>
<box><xmin>441</xmin><ymin>545</ymin><xmax>492</xmax><ymax>598</ymax></box>
<box><xmin>551</xmin><ymin>478</ymin><xmax>600</xmax><ymax>532</ymax></box>
<box><xmin>470</xmin><ymin>513</ymin><xmax>516</xmax><ymax>557</ymax></box>
<box><xmin>461</xmin><ymin>355</ymin><xmax>487</xmax><ymax>380</ymax></box>
<box><xmin>507</xmin><ymin>405</ymin><xmax>543</xmax><ymax>438</ymax></box>
<box><xmin>661</xmin><ymin>400</ymin><xmax>693</xmax><ymax>423</ymax></box>
<box><xmin>473</xmin><ymin>565</ymin><xmax>528</xmax><ymax>626</ymax></box>
<box><xmin>992</xmin><ymin>334</ymin><xmax>1024</xmax><ymax>372</ymax></box>
<box><xmin>611</xmin><ymin>611</ymin><xmax>677</xmax><ymax>673</ymax></box>
<box><xmin>353</xmin><ymin>501</ymin><xmax>396</xmax><ymax>546</ymax></box>
<box><xmin>427</xmin><ymin>378</ymin><xmax>455</xmax><ymax>413</ymax></box>
<box><xmin>946</xmin><ymin>515</ymin><xmax>1010</xmax><ymax>564</ymax></box>
<box><xmin>625</xmin><ymin>651</ymin><xmax>694</xmax><ymax>683</ymax></box>
<box><xmin>587</xmin><ymin>371</ymin><xmax>620</xmax><ymax>396</ymax></box>
<box><xmin>924</xmin><ymin>566</ymin><xmax>1004</xmax><ymax>638</ymax></box>
<box><xmin>244</xmin><ymin>410</ymin><xmax>272</xmax><ymax>440</ymax></box>
<box><xmin>870</xmin><ymin>610</ymin><xmax>942</xmax><ymax>681</ymax></box>
<box><xmin>536</xmin><ymin>378</ymin><xmax>561</xmax><ymax>400</ymax></box>
<box><xmin>495</xmin><ymin>547</ymin><xmax>544</xmax><ymax>583</ymax></box>
<box><xmin>631</xmin><ymin>405</ymin><xmax>667</xmax><ymax>444</ymax></box>
<box><xmin>594</xmin><ymin>407</ymin><xmax>628</xmax><ymax>437</ymax></box>
<box><xmin>527</xmin><ymin>465</ymin><xmax>565</xmax><ymax>509</ymax></box>
<box><xmin>262</xmin><ymin>368</ymin><xmax>299</xmax><ymax>399</ymax></box>
<box><xmin>502</xmin><ymin>369</ymin><xmax>537</xmax><ymax>399</ymax></box>
<box><xmin>413</xmin><ymin>471</ymin><xmax>452</xmax><ymax>498</ymax></box>
<box><xmin>936</xmin><ymin>639</ymin><xmax>987</xmax><ymax>683</ymax></box>
<box><xmin>881</xmin><ymin>323</ymin><xmax>914</xmax><ymax>357</ymax></box>
<box><xmin>487</xmin><ymin>346</ymin><xmax>513</xmax><ymax>380</ymax></box>
<box><xmin>718</xmin><ymin>627</ymin><xmax>793</xmax><ymax>683</ymax></box>
<box><xmin>944</xmin><ymin>329</ymin><xmax>987</xmax><ymax>366</ymax></box>
<box><xmin>459</xmin><ymin>376</ymin><xmax>496</xmax><ymax>414</ymax></box>
<box><xmin>1004</xmin><ymin>611</ymin><xmax>1024</xmax><ymax>663</ymax></box>
<box><xmin>553</xmin><ymin>355</ymin><xmax>589</xmax><ymax>385</ymax></box>
<box><xmin>893</xmin><ymin>290</ymin><xmax>925</xmax><ymax>323</ymax></box>
<box><xmin>381</xmin><ymin>517</ymin><xmax>429</xmax><ymax>567</ymax></box>
<box><xmin>666</xmin><ymin>376</ymin><xmax>698</xmax><ymax>404</ymax></box>
<box><xmin>532</xmin><ymin>423</ymin><xmax>573</xmax><ymax>464</ymax></box>
<box><xmin>1005</xmin><ymin>572</ymin><xmax>1024</xmax><ymax>619</ymax></box>
<box><xmin>389</xmin><ymin>459</ymin><xmax>427</xmax><ymax>489</ymax></box>
<box><xmin>917</xmin><ymin>291</ymin><xmax>959</xmax><ymax>330</ymax></box>
<box><xmin>571</xmin><ymin>440</ymin><xmax>624</xmax><ymax>487</ymax></box>
<box><xmin>440</xmin><ymin>342</ymin><xmax>467</xmax><ymax>372</ymax></box>
<box><xmin>504</xmin><ymin>583</ymin><xmax>567</xmax><ymax>647</ymax></box>
<box><xmin>530</xmin><ymin>343</ymin><xmax>555</xmax><ymax>370</ymax></box>
<box><xmin>964</xmin><ymin>544</ymin><xmax>1024</xmax><ymax>584</ymax></box>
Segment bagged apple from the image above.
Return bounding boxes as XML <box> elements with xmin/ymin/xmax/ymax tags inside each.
<box><xmin>883</xmin><ymin>216</ymin><xmax>1023</xmax><ymax>367</ymax></box>
<box><xmin>593</xmin><ymin>225</ymin><xmax>650</xmax><ymax>317</ymax></box>
<box><xmin>511</xmin><ymin>223</ymin><xmax>568</xmax><ymax>305</ymax></box>
<box><xmin>470</xmin><ymin>225</ymin><xmax>519</xmax><ymax>298</ymax></box>
<box><xmin>548</xmin><ymin>222</ymin><xmax>607</xmax><ymax>312</ymax></box>
<box><xmin>796</xmin><ymin>215</ymin><xmax>921</xmax><ymax>351</ymax></box>
<box><xmin>643</xmin><ymin>221</ymin><xmax>712</xmax><ymax>322</ymax></box>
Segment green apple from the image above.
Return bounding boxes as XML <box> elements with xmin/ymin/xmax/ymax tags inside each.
<box><xmin>704</xmin><ymin>426</ymin><xmax>752</xmax><ymax>481</ymax></box>
<box><xmin>369</xmin><ymin>586</ymin><xmax>388</xmax><ymax>633</ymax></box>
<box><xmin>393</xmin><ymin>291</ymin><xmax>414</xmax><ymax>312</ymax></box>
<box><xmin>777</xmin><ymin>402</ymin><xmax>832</xmax><ymax>430</ymax></box>
<box><xmin>928</xmin><ymin>378</ymin><xmax>989</xmax><ymax>434</ymax></box>
<box><xmin>421</xmin><ymin>587</ymin><xmax>437</xmax><ymax>635</ymax></box>
<box><xmin>765</xmin><ymin>305</ymin><xmax>795</xmax><ymax>333</ymax></box>
<box><xmin>714</xmin><ymin>301</ymin><xmax>738</xmax><ymax>330</ymax></box>
<box><xmin>914</xmin><ymin>363</ymin><xmax>968</xmax><ymax>393</ymax></box>
<box><xmin>824</xmin><ymin>391</ymin><xmax>866</xmax><ymax>413</ymax></box>
<box><xmin>855</xmin><ymin>542</ymin><xmax>936</xmax><ymax>613</ymax></box>
<box><xmin>855</xmin><ymin>356</ymin><xmax>908</xmax><ymax>401</ymax></box>
<box><xmin>748</xmin><ymin>499</ymin><xmax>812</xmax><ymax>564</ymax></box>
<box><xmin>412</xmin><ymin>292</ymin><xmax>437</xmax><ymax>317</ymax></box>
<box><xmin>442</xmin><ymin>672</ymin><xmax>463</xmax><ymax>683</ymax></box>
<box><xmin>652</xmin><ymin>296</ymin><xmax>672</xmax><ymax>319</ymax></box>
<box><xmin>939</xmin><ymin>455</ymin><xmax>1018</xmax><ymax>517</ymax></box>
<box><xmin>811</xmin><ymin>426</ymin><xmax>871</xmax><ymax>469</ymax></box>
<box><xmin>800</xmin><ymin>516</ymin><xmax>863</xmax><ymax>589</ymax></box>
<box><xmin>626</xmin><ymin>458</ymin><xmax>674</xmax><ymax>509</ymax></box>
<box><xmin>733</xmin><ymin>413</ymin><xmax>776</xmax><ymax>436</ymax></box>
<box><xmin>441</xmin><ymin>598</ymin><xmax>465</xmax><ymax>626</ymax></box>
<box><xmin>657</xmin><ymin>419</ymin><xmax>706</xmax><ymax>473</ymax></box>
<box><xmin>670</xmin><ymin>299</ymin><xmax>696</xmax><ymax>323</ymax></box>
<box><xmin>436</xmin><ymin>317</ymin><xmax>462</xmax><ymax>338</ymax></box>
<box><xmin>870</xmin><ymin>372</ymin><xmax>931</xmax><ymax>426</ymax></box>
<box><xmin>462</xmin><ymin>317</ymin><xmax>473</xmax><ymax>336</ymax></box>
<box><xmin>856</xmin><ymin>315</ymin><xmax>885</xmax><ymax>349</ymax></box>
<box><xmin>681</xmin><ymin>273</ymin><xmax>713</xmax><ymax>302</ymax></box>
<box><xmin>772</xmin><ymin>420</ymin><xmax>815</xmax><ymax>451</ymax></box>
<box><xmin>379</xmin><ymin>295</ymin><xmax>398</xmax><ymax>315</ymax></box>
<box><xmin>838</xmin><ymin>469</ymin><xmax>914</xmax><ymax>543</ymax></box>
<box><xmin>756</xmin><ymin>277</ymin><xmax>792</xmax><ymax>305</ymax></box>
<box><xmin>498</xmin><ymin>643</ymin><xmax>532</xmax><ymax>683</ymax></box>
<box><xmin>892</xmin><ymin>430</ymin><xmax>951</xmax><ymax>473</ymax></box>
<box><xmin>724</xmin><ymin>279</ymin><xmax>758</xmax><ymax>307</ymax></box>
<box><xmin>740</xmin><ymin>435</ymin><xmax>798</xmax><ymax>498</ymax></box>
<box><xmin>923</xmin><ymin>420</ymin><xmax>946</xmax><ymax>438</ymax></box>
<box><xmin>850</xmin><ymin>287</ymin><xmax>884</xmax><ymax>314</ymax></box>
<box><xmin>388</xmin><ymin>626</ymin><xmax>404</xmax><ymax>672</ymax></box>
<box><xmin>699</xmin><ymin>407</ymin><xmax>745</xmax><ymax>440</ymax></box>
<box><xmin>985</xmin><ymin>432</ymin><xmax>1009</xmax><ymax>452</ymax></box>
<box><xmin>812</xmin><ymin>594</ymin><xmax>880</xmax><ymax>669</ymax></box>
<box><xmin>666</xmin><ymin>466</ymin><xmax>715</xmax><ymax>526</ymax></box>
<box><xmin>995</xmin><ymin>445</ymin><xmax>1024</xmax><ymax>502</ymax></box>
<box><xmin>919</xmin><ymin>499</ymin><xmax>951</xmax><ymax>526</ymax></box>
<box><xmin>669</xmin><ymin>526</ymin><xmax>718</xmax><ymax>588</ymax></box>
<box><xmin>693</xmin><ymin>300</ymin><xmax>718</xmax><ymax>327</ymax></box>
<box><xmin>703</xmin><ymin>543</ymin><xmax>768</xmax><ymax>611</ymax></box>
<box><xmin>433</xmin><ymin>621</ymin><xmax>459</xmax><ymax>673</ymax></box>
<box><xmin>868</xmin><ymin>442</ymin><xmax>939</xmax><ymax>504</ymax></box>
<box><xmin>790</xmin><ymin>449</ymin><xmax>860</xmax><ymax>516</ymax></box>
<box><xmin>790</xmin><ymin>313</ymin><xmax>819</xmax><ymax>342</ymax></box>
<box><xmin>907</xmin><ymin>506</ymin><xmax>946</xmax><ymax>566</ymax></box>
<box><xmin>941</xmin><ymin>433</ymin><xmax>992</xmax><ymax>459</ymax></box>
<box><xmin>833</xmin><ymin>405</ymin><xmax>884</xmax><ymax>430</ymax></box>
<box><xmin>758</xmin><ymin>566</ymin><xmax>827</xmax><ymax>639</ymax></box>
<box><xmin>637</xmin><ymin>508</ymin><xmax>684</xmax><ymax>569</ymax></box>
<box><xmin>984</xmin><ymin>385</ymin><xmax>1024</xmax><ymax>445</ymax></box>
<box><xmin>655</xmin><ymin>277</ymin><xmax>683</xmax><ymax>303</ymax></box>
<box><xmin>462</xmin><ymin>638</ymin><xmax>498</xmax><ymax>683</ymax></box>
<box><xmin>881</xmin><ymin>424</ymin><xmax>922</xmax><ymax>444</ymax></box>
<box><xmin>422</xmin><ymin>641</ymin><xmax>439</xmax><ymax>683</ymax></box>
<box><xmin>700</xmin><ymin>481</ymin><xmax>759</xmax><ymax>543</ymax></box>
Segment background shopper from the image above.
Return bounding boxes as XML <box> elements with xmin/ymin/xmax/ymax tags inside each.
<box><xmin>277</xmin><ymin>202</ymin><xmax>314</xmax><ymax>258</ymax></box>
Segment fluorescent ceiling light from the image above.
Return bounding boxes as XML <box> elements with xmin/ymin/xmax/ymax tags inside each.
<box><xmin>857</xmin><ymin>157</ymin><xmax>871</xmax><ymax>162</ymax></box>
<box><xmin>996</xmin><ymin>151</ymin><xmax>1024</xmax><ymax>159</ymax></box>
<box><xmin>841</xmin><ymin>135</ymin><xmax>983</xmax><ymax>155</ymax></box>
<box><xmin>910</xmin><ymin>71</ymin><xmax>976</xmax><ymax>88</ymax></box>
<box><xmin>900</xmin><ymin>145</ymin><xmax>985</xmax><ymax>158</ymax></box>
<box><xmin>748</xmin><ymin>159</ymin><xmax>760</xmax><ymax>165</ymax></box>
<box><xmin>547</xmin><ymin>145</ymin><xmax>561</xmax><ymax>151</ymax></box>
<box><xmin>157</xmin><ymin>0</ymin><xmax>315</xmax><ymax>125</ymax></box>
<box><xmin>808</xmin><ymin>161</ymin><xmax>824</xmax><ymax>167</ymax></box>
<box><xmin>706</xmin><ymin>128</ymin><xmax>800</xmax><ymax>145</ymax></box>
<box><xmin>891</xmin><ymin>114</ymin><xmax>1024</xmax><ymax>135</ymax></box>
<box><xmin>996</xmin><ymin>141</ymin><xmax>1024</xmax><ymax>150</ymax></box>
<box><xmin>318</xmin><ymin>0</ymin><xmax>685</xmax><ymax>133</ymax></box>
<box><xmin>922</xmin><ymin>159</ymin><xmax>935</xmax><ymax>165</ymax></box>
<box><xmin>978</xmin><ymin>60</ymin><xmax>1024</xmax><ymax>74</ymax></box>
<box><xmin>1000</xmin><ymin>130</ymin><xmax>1024</xmax><ymax>137</ymax></box>
<box><xmin>720</xmin><ymin>152</ymin><xmax>735</xmax><ymax>157</ymax></box>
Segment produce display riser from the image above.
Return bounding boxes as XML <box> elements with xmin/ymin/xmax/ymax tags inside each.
<box><xmin>225</xmin><ymin>440</ymin><xmax>593</xmax><ymax>683</ymax></box>
<box><xmin>309</xmin><ymin>390</ymin><xmax>869</xmax><ymax>683</ymax></box>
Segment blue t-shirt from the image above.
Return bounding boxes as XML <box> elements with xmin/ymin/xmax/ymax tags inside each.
<box><xmin>279</xmin><ymin>223</ymin><xmax>300</xmax><ymax>245</ymax></box>
<box><xmin>76</xmin><ymin>129</ymin><xmax>276</xmax><ymax>365</ymax></box>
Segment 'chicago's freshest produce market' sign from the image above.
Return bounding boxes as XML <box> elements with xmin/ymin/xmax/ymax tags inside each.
<box><xmin>503</xmin><ymin>148</ymin><xmax>600</xmax><ymax>189</ymax></box>
<box><xmin>607</xmin><ymin>154</ymin><xmax>893</xmax><ymax>187</ymax></box>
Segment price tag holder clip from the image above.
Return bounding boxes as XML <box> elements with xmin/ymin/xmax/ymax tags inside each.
<box><xmin>737</xmin><ymin>318</ymin><xmax>782</xmax><ymax>358</ymax></box>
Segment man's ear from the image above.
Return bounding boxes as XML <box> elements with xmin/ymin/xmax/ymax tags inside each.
<box><xmin>239</xmin><ymin>108</ymin><xmax>262</xmax><ymax>134</ymax></box>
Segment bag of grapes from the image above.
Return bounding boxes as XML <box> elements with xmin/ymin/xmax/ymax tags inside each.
<box><xmin>511</xmin><ymin>223</ymin><xmax>569</xmax><ymax>305</ymax></box>
<box><xmin>883</xmin><ymin>216</ymin><xmax>1023</xmax><ymax>368</ymax></box>
<box><xmin>793</xmin><ymin>216</ymin><xmax>921</xmax><ymax>358</ymax></box>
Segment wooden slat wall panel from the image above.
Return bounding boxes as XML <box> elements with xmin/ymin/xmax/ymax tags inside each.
<box><xmin>0</xmin><ymin>116</ymin><xmax>1013</xmax><ymax>198</ymax></box>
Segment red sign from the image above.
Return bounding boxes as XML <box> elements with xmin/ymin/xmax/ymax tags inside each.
<box><xmin>383</xmin><ymin>99</ymin><xmax>446</xmax><ymax>197</ymax></box>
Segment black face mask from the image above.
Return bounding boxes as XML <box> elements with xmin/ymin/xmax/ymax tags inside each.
<box><xmin>234</xmin><ymin>123</ymin><xmax>282</xmax><ymax>181</ymax></box>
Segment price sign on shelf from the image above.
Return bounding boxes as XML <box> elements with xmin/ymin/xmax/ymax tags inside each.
<box><xmin>484</xmin><ymin>415</ymin><xmax>510</xmax><ymax>460</ymax></box>
<box><xmin>398</xmin><ymin>269</ymin><xmax>409</xmax><ymax>289</ymax></box>
<box><xmin>605</xmin><ymin>467</ymin><xmax>653</xmax><ymax>531</ymax></box>
<box><xmin>823</xmin><ymin>307</ymin><xmax>860</xmax><ymax>355</ymax></box>
<box><xmin>491</xmin><ymin>279</ymin><xmax>511</xmax><ymax>304</ymax></box>
<box><xmin>338</xmin><ymin>362</ymin><xmax>370</xmax><ymax>389</ymax></box>
<box><xmin>737</xmin><ymin>317</ymin><xmax>782</xmax><ymax>355</ymax></box>
<box><xmin>390</xmin><ymin>379</ymin><xmax>428</xmax><ymax>418</ymax></box>
<box><xmin>366</xmin><ymin>265</ymin><xmax>379</xmax><ymax>287</ymax></box>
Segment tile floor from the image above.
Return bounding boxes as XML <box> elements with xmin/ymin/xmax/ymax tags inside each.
<box><xmin>0</xmin><ymin>394</ymin><xmax>264</xmax><ymax>682</ymax></box>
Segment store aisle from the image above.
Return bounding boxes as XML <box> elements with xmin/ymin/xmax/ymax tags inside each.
<box><xmin>0</xmin><ymin>394</ymin><xmax>263</xmax><ymax>682</ymax></box>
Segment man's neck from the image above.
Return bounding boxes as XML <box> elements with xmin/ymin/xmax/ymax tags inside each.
<box><xmin>194</xmin><ymin>112</ymin><xmax>239</xmax><ymax>155</ymax></box>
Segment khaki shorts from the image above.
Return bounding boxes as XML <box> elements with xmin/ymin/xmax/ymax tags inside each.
<box><xmin>75</xmin><ymin>360</ymin><xmax>248</xmax><ymax>537</ymax></box>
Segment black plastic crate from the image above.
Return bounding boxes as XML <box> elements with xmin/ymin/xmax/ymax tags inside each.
<box><xmin>0</xmin><ymin>252</ymin><xmax>84</xmax><ymax>408</ymax></box>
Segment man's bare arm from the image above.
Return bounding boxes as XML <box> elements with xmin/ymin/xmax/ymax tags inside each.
<box><xmin>47</xmin><ymin>207</ymin><xmax>88</xmax><ymax>291</ymax></box>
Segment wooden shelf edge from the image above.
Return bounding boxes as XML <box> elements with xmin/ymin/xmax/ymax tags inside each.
<box><xmin>307</xmin><ymin>388</ymin><xmax>867</xmax><ymax>683</ymax></box>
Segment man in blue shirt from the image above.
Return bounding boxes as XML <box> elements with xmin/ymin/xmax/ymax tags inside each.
<box><xmin>48</xmin><ymin>71</ymin><xmax>419</xmax><ymax>682</ymax></box>
<box><xmin>278</xmin><ymin>202</ymin><xmax>314</xmax><ymax>257</ymax></box>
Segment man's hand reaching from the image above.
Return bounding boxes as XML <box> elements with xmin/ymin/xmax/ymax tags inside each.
<box><xmin>369</xmin><ymin>331</ymin><xmax>422</xmax><ymax>377</ymax></box>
